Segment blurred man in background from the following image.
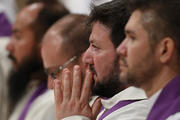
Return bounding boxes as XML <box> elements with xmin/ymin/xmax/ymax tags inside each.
<box><xmin>0</xmin><ymin>6</ymin><xmax>12</xmax><ymax>120</ymax></box>
<box><xmin>6</xmin><ymin>0</ymin><xmax>69</xmax><ymax>119</ymax></box>
<box><xmin>41</xmin><ymin>14</ymin><xmax>90</xmax><ymax>90</ymax></box>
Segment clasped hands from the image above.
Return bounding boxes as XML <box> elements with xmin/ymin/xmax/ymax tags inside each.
<box><xmin>54</xmin><ymin>65</ymin><xmax>102</xmax><ymax>120</ymax></box>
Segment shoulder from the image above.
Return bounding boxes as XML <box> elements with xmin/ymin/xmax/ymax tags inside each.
<box><xmin>25</xmin><ymin>90</ymin><xmax>55</xmax><ymax>120</ymax></box>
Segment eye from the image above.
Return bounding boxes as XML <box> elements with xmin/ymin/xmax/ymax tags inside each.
<box><xmin>130</xmin><ymin>36</ymin><xmax>135</xmax><ymax>41</ymax></box>
<box><xmin>14</xmin><ymin>34</ymin><xmax>21</xmax><ymax>41</ymax></box>
<box><xmin>91</xmin><ymin>44</ymin><xmax>99</xmax><ymax>51</ymax></box>
<box><xmin>126</xmin><ymin>35</ymin><xmax>135</xmax><ymax>43</ymax></box>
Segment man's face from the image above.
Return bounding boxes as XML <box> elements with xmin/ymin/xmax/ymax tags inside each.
<box><xmin>117</xmin><ymin>10</ymin><xmax>160</xmax><ymax>88</ymax></box>
<box><xmin>6</xmin><ymin>5</ymin><xmax>38</xmax><ymax>71</ymax></box>
<box><xmin>83</xmin><ymin>21</ymin><xmax>124</xmax><ymax>97</ymax></box>
<box><xmin>42</xmin><ymin>27</ymin><xmax>72</xmax><ymax>89</ymax></box>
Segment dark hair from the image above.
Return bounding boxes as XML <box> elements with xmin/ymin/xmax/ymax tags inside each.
<box><xmin>30</xmin><ymin>1</ymin><xmax>69</xmax><ymax>43</ymax></box>
<box><xmin>26</xmin><ymin>0</ymin><xmax>59</xmax><ymax>5</ymax></box>
<box><xmin>88</xmin><ymin>0</ymin><xmax>130</xmax><ymax>48</ymax></box>
<box><xmin>128</xmin><ymin>0</ymin><xmax>180</xmax><ymax>54</ymax></box>
<box><xmin>56</xmin><ymin>14</ymin><xmax>90</xmax><ymax>58</ymax></box>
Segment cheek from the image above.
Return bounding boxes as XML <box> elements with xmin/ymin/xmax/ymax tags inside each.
<box><xmin>94</xmin><ymin>54</ymin><xmax>115</xmax><ymax>76</ymax></box>
<box><xmin>127</xmin><ymin>47</ymin><xmax>140</xmax><ymax>69</ymax></box>
<box><xmin>15</xmin><ymin>40</ymin><xmax>35</xmax><ymax>62</ymax></box>
<box><xmin>94</xmin><ymin>56</ymin><xmax>102</xmax><ymax>71</ymax></box>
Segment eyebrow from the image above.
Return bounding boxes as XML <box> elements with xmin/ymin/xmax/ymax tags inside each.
<box><xmin>89</xmin><ymin>36</ymin><xmax>97</xmax><ymax>44</ymax></box>
<box><xmin>12</xmin><ymin>29</ymin><xmax>20</xmax><ymax>34</ymax></box>
<box><xmin>125</xmin><ymin>29</ymin><xmax>136</xmax><ymax>35</ymax></box>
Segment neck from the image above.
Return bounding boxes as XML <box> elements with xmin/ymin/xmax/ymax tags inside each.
<box><xmin>141</xmin><ymin>68</ymin><xmax>179</xmax><ymax>97</ymax></box>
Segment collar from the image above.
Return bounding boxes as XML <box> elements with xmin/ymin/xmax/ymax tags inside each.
<box><xmin>101</xmin><ymin>86</ymin><xmax>147</xmax><ymax>109</ymax></box>
<box><xmin>147</xmin><ymin>89</ymin><xmax>162</xmax><ymax>110</ymax></box>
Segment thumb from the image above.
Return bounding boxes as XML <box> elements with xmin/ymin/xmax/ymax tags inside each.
<box><xmin>92</xmin><ymin>97</ymin><xmax>102</xmax><ymax>120</ymax></box>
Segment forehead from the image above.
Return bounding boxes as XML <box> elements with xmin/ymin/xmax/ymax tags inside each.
<box><xmin>90</xmin><ymin>21</ymin><xmax>112</xmax><ymax>43</ymax></box>
<box><xmin>42</xmin><ymin>27</ymin><xmax>68</xmax><ymax>67</ymax></box>
<box><xmin>43</xmin><ymin>26</ymin><xmax>63</xmax><ymax>44</ymax></box>
<box><xmin>125</xmin><ymin>10</ymin><xmax>142</xmax><ymax>31</ymax></box>
<box><xmin>13</xmin><ymin>14</ymin><xmax>32</xmax><ymax>33</ymax></box>
<box><xmin>125</xmin><ymin>10</ymin><xmax>151</xmax><ymax>38</ymax></box>
<box><xmin>14</xmin><ymin>3</ymin><xmax>43</xmax><ymax>31</ymax></box>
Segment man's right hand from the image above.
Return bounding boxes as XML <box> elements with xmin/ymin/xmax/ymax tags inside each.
<box><xmin>54</xmin><ymin>65</ymin><xmax>102</xmax><ymax>120</ymax></box>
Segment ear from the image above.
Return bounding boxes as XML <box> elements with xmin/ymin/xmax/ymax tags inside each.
<box><xmin>158</xmin><ymin>37</ymin><xmax>175</xmax><ymax>63</ymax></box>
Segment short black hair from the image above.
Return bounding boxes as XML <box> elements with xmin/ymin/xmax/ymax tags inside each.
<box><xmin>26</xmin><ymin>0</ymin><xmax>59</xmax><ymax>5</ymax></box>
<box><xmin>88</xmin><ymin>0</ymin><xmax>130</xmax><ymax>48</ymax></box>
<box><xmin>128</xmin><ymin>0</ymin><xmax>180</xmax><ymax>55</ymax></box>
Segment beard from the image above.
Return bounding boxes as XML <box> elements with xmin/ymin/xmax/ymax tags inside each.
<box><xmin>7</xmin><ymin>53</ymin><xmax>43</xmax><ymax>113</ymax></box>
<box><xmin>91</xmin><ymin>56</ymin><xmax>126</xmax><ymax>98</ymax></box>
<box><xmin>125</xmin><ymin>51</ymin><xmax>159</xmax><ymax>88</ymax></box>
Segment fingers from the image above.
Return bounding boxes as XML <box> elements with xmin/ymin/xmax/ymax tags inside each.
<box><xmin>92</xmin><ymin>98</ymin><xmax>102</xmax><ymax>119</ymax></box>
<box><xmin>62</xmin><ymin>68</ymin><xmax>72</xmax><ymax>101</ymax></box>
<box><xmin>71</xmin><ymin>65</ymin><xmax>81</xmax><ymax>100</ymax></box>
<box><xmin>54</xmin><ymin>79</ymin><xmax>63</xmax><ymax>106</ymax></box>
<box><xmin>55</xmin><ymin>65</ymin><xmax>92</xmax><ymax>103</ymax></box>
<box><xmin>81</xmin><ymin>69</ymin><xmax>93</xmax><ymax>102</ymax></box>
<box><xmin>54</xmin><ymin>65</ymin><xmax>94</xmax><ymax>119</ymax></box>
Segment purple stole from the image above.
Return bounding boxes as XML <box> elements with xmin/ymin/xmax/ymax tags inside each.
<box><xmin>18</xmin><ymin>82</ymin><xmax>48</xmax><ymax>120</ymax></box>
<box><xmin>98</xmin><ymin>100</ymin><xmax>137</xmax><ymax>120</ymax></box>
<box><xmin>0</xmin><ymin>12</ymin><xmax>12</xmax><ymax>36</ymax></box>
<box><xmin>147</xmin><ymin>74</ymin><xmax>180</xmax><ymax>120</ymax></box>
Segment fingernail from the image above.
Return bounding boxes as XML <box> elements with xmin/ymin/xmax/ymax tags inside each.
<box><xmin>74</xmin><ymin>65</ymin><xmax>80</xmax><ymax>71</ymax></box>
<box><xmin>63</xmin><ymin>68</ymin><xmax>69</xmax><ymax>73</ymax></box>
<box><xmin>86</xmin><ymin>69</ymin><xmax>91</xmax><ymax>75</ymax></box>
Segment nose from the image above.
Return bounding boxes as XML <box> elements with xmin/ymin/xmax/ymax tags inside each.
<box><xmin>6</xmin><ymin>37</ymin><xmax>14</xmax><ymax>53</ymax></box>
<box><xmin>116</xmin><ymin>38</ymin><xmax>128</xmax><ymax>57</ymax></box>
<box><xmin>82</xmin><ymin>47</ymin><xmax>93</xmax><ymax>65</ymax></box>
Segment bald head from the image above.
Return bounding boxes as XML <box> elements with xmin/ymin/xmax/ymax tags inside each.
<box><xmin>6</xmin><ymin>1</ymin><xmax>69</xmax><ymax>110</ymax></box>
<box><xmin>42</xmin><ymin>14</ymin><xmax>90</xmax><ymax>68</ymax></box>
<box><xmin>43</xmin><ymin>14</ymin><xmax>90</xmax><ymax>58</ymax></box>
<box><xmin>15</xmin><ymin>3</ymin><xmax>43</xmax><ymax>30</ymax></box>
<box><xmin>42</xmin><ymin>14</ymin><xmax>90</xmax><ymax>89</ymax></box>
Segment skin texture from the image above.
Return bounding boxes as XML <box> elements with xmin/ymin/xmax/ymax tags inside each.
<box><xmin>41</xmin><ymin>15</ymin><xmax>88</xmax><ymax>89</ymax></box>
<box><xmin>6</xmin><ymin>3</ymin><xmax>43</xmax><ymax>71</ymax></box>
<box><xmin>42</xmin><ymin>24</ymin><xmax>70</xmax><ymax>89</ymax></box>
<box><xmin>83</xmin><ymin>21</ymin><xmax>117</xmax><ymax>88</ymax></box>
<box><xmin>54</xmin><ymin>66</ymin><xmax>102</xmax><ymax>120</ymax></box>
<box><xmin>116</xmin><ymin>10</ymin><xmax>178</xmax><ymax>97</ymax></box>
<box><xmin>117</xmin><ymin>10</ymin><xmax>158</xmax><ymax>87</ymax></box>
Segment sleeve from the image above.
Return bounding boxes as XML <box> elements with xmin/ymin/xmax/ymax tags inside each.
<box><xmin>62</xmin><ymin>115</ymin><xmax>91</xmax><ymax>120</ymax></box>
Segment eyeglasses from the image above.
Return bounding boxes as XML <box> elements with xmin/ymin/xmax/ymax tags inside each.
<box><xmin>44</xmin><ymin>56</ymin><xmax>77</xmax><ymax>79</ymax></box>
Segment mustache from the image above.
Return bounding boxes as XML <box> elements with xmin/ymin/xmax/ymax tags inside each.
<box><xmin>8</xmin><ymin>54</ymin><xmax>17</xmax><ymax>63</ymax></box>
<box><xmin>120</xmin><ymin>56</ymin><xmax>128</xmax><ymax>67</ymax></box>
<box><xmin>89</xmin><ymin>64</ymin><xmax>97</xmax><ymax>75</ymax></box>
